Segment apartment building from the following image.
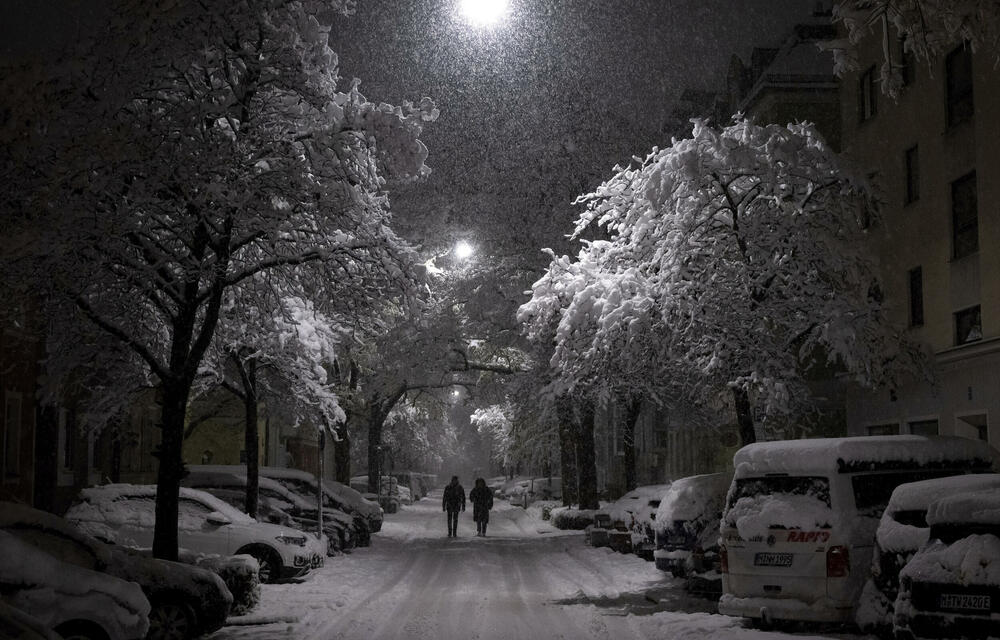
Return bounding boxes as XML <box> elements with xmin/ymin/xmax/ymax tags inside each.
<box><xmin>840</xmin><ymin>33</ymin><xmax>1000</xmax><ymax>445</ymax></box>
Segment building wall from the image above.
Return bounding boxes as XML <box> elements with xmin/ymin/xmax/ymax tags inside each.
<box><xmin>840</xmin><ymin>32</ymin><xmax>1000</xmax><ymax>446</ymax></box>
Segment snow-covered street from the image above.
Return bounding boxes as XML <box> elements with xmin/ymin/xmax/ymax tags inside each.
<box><xmin>209</xmin><ymin>495</ymin><xmax>871</xmax><ymax>640</ymax></box>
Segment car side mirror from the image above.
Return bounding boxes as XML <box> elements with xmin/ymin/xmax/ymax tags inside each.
<box><xmin>206</xmin><ymin>511</ymin><xmax>232</xmax><ymax>526</ymax></box>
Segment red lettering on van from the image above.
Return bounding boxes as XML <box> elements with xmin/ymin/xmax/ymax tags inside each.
<box><xmin>787</xmin><ymin>531</ymin><xmax>831</xmax><ymax>543</ymax></box>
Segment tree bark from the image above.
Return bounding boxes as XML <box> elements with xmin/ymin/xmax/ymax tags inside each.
<box><xmin>556</xmin><ymin>393</ymin><xmax>578</xmax><ymax>507</ymax></box>
<box><xmin>733</xmin><ymin>386</ymin><xmax>757</xmax><ymax>446</ymax></box>
<box><xmin>618</xmin><ymin>392</ymin><xmax>641</xmax><ymax>492</ymax></box>
<box><xmin>241</xmin><ymin>358</ymin><xmax>260</xmax><ymax>520</ymax></box>
<box><xmin>576</xmin><ymin>398</ymin><xmax>600</xmax><ymax>510</ymax></box>
<box><xmin>153</xmin><ymin>380</ymin><xmax>188</xmax><ymax>561</ymax></box>
<box><xmin>333</xmin><ymin>421</ymin><xmax>351</xmax><ymax>484</ymax></box>
<box><xmin>367</xmin><ymin>397</ymin><xmax>384</xmax><ymax>494</ymax></box>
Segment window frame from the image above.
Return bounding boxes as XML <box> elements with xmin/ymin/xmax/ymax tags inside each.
<box><xmin>904</xmin><ymin>145</ymin><xmax>919</xmax><ymax>204</ymax></box>
<box><xmin>908</xmin><ymin>266</ymin><xmax>924</xmax><ymax>327</ymax></box>
<box><xmin>945</xmin><ymin>44</ymin><xmax>974</xmax><ymax>127</ymax></box>
<box><xmin>951</xmin><ymin>171</ymin><xmax>978</xmax><ymax>260</ymax></box>
<box><xmin>858</xmin><ymin>65</ymin><xmax>878</xmax><ymax>123</ymax></box>
<box><xmin>954</xmin><ymin>304</ymin><xmax>982</xmax><ymax>345</ymax></box>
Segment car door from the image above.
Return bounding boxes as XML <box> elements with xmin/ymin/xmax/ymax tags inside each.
<box><xmin>177</xmin><ymin>497</ymin><xmax>230</xmax><ymax>556</ymax></box>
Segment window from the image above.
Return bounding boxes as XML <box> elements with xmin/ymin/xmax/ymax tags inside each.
<box><xmin>908</xmin><ymin>419</ymin><xmax>939</xmax><ymax>436</ymax></box>
<box><xmin>946</xmin><ymin>45</ymin><xmax>974</xmax><ymax>127</ymax></box>
<box><xmin>952</xmin><ymin>171</ymin><xmax>978</xmax><ymax>259</ymax></box>
<box><xmin>867</xmin><ymin>423</ymin><xmax>899</xmax><ymax>436</ymax></box>
<box><xmin>907</xmin><ymin>267</ymin><xmax>924</xmax><ymax>327</ymax></box>
<box><xmin>956</xmin><ymin>413</ymin><xmax>988</xmax><ymax>441</ymax></box>
<box><xmin>904</xmin><ymin>146</ymin><xmax>919</xmax><ymax>204</ymax></box>
<box><xmin>955</xmin><ymin>305</ymin><xmax>982</xmax><ymax>344</ymax></box>
<box><xmin>858</xmin><ymin>66</ymin><xmax>878</xmax><ymax>122</ymax></box>
<box><xmin>3</xmin><ymin>393</ymin><xmax>22</xmax><ymax>479</ymax></box>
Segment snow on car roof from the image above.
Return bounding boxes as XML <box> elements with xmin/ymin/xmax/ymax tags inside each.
<box><xmin>0</xmin><ymin>530</ymin><xmax>150</xmax><ymax>621</ymax></box>
<box><xmin>654</xmin><ymin>473</ymin><xmax>732</xmax><ymax>524</ymax></box>
<box><xmin>927</xmin><ymin>487</ymin><xmax>1000</xmax><ymax>526</ymax></box>
<box><xmin>887</xmin><ymin>473</ymin><xmax>1000</xmax><ymax>513</ymax></box>
<box><xmin>184</xmin><ymin>468</ymin><xmax>313</xmax><ymax>510</ymax></box>
<box><xmin>604</xmin><ymin>484</ymin><xmax>672</xmax><ymax>521</ymax></box>
<box><xmin>76</xmin><ymin>484</ymin><xmax>256</xmax><ymax>525</ymax></box>
<box><xmin>263</xmin><ymin>466</ymin><xmax>378</xmax><ymax>516</ymax></box>
<box><xmin>733</xmin><ymin>435</ymin><xmax>996</xmax><ymax>477</ymax></box>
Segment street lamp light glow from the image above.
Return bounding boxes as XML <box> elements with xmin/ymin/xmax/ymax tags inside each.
<box><xmin>458</xmin><ymin>0</ymin><xmax>509</xmax><ymax>27</ymax></box>
<box><xmin>454</xmin><ymin>240</ymin><xmax>475</xmax><ymax>259</ymax></box>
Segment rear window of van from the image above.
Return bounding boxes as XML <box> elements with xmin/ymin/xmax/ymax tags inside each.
<box><xmin>729</xmin><ymin>476</ymin><xmax>831</xmax><ymax>508</ymax></box>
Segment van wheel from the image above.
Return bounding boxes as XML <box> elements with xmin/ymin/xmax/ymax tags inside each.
<box><xmin>147</xmin><ymin>597</ymin><xmax>195</xmax><ymax>640</ymax></box>
<box><xmin>240</xmin><ymin>545</ymin><xmax>283</xmax><ymax>583</ymax></box>
<box><xmin>54</xmin><ymin>620</ymin><xmax>110</xmax><ymax>640</ymax></box>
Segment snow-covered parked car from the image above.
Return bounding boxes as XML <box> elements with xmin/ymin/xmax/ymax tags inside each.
<box><xmin>0</xmin><ymin>501</ymin><xmax>233</xmax><ymax>640</ymax></box>
<box><xmin>894</xmin><ymin>487</ymin><xmax>1000</xmax><ymax>640</ymax></box>
<box><xmin>856</xmin><ymin>473</ymin><xmax>1000</xmax><ymax>635</ymax></box>
<box><xmin>718</xmin><ymin>435</ymin><xmax>995</xmax><ymax>628</ymax></box>
<box><xmin>0</xmin><ymin>529</ymin><xmax>150</xmax><ymax>640</ymax></box>
<box><xmin>587</xmin><ymin>484</ymin><xmax>672</xmax><ymax>555</ymax></box>
<box><xmin>65</xmin><ymin>484</ymin><xmax>324</xmax><ymax>583</ymax></box>
<box><xmin>653</xmin><ymin>471</ymin><xmax>732</xmax><ymax>594</ymax></box>
<box><xmin>183</xmin><ymin>467</ymin><xmax>348</xmax><ymax>553</ymax></box>
<box><xmin>257</xmin><ymin>466</ymin><xmax>381</xmax><ymax>542</ymax></box>
<box><xmin>351</xmin><ymin>475</ymin><xmax>401</xmax><ymax>515</ymax></box>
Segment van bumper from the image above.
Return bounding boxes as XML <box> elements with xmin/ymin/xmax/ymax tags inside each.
<box><xmin>718</xmin><ymin>594</ymin><xmax>855</xmax><ymax>623</ymax></box>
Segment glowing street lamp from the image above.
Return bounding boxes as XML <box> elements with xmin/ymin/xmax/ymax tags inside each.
<box><xmin>458</xmin><ymin>0</ymin><xmax>509</xmax><ymax>28</ymax></box>
<box><xmin>454</xmin><ymin>240</ymin><xmax>475</xmax><ymax>260</ymax></box>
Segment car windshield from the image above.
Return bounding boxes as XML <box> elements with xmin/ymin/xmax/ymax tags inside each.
<box><xmin>729</xmin><ymin>476</ymin><xmax>831</xmax><ymax>508</ymax></box>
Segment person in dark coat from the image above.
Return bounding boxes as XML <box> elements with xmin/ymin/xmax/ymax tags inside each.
<box><xmin>442</xmin><ymin>475</ymin><xmax>465</xmax><ymax>537</ymax></box>
<box><xmin>469</xmin><ymin>477</ymin><xmax>494</xmax><ymax>537</ymax></box>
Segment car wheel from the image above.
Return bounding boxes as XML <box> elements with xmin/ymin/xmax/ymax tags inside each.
<box><xmin>243</xmin><ymin>546</ymin><xmax>283</xmax><ymax>584</ymax></box>
<box><xmin>54</xmin><ymin>620</ymin><xmax>110</xmax><ymax>640</ymax></box>
<box><xmin>147</xmin><ymin>598</ymin><xmax>196</xmax><ymax>640</ymax></box>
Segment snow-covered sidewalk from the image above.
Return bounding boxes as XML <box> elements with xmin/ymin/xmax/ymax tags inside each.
<box><xmin>208</xmin><ymin>495</ymin><xmax>871</xmax><ymax>640</ymax></box>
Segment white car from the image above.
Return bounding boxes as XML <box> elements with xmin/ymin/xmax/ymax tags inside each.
<box><xmin>0</xmin><ymin>530</ymin><xmax>150</xmax><ymax>640</ymax></box>
<box><xmin>65</xmin><ymin>484</ymin><xmax>324</xmax><ymax>583</ymax></box>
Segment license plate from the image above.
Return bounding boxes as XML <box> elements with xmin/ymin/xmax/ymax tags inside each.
<box><xmin>938</xmin><ymin>593</ymin><xmax>991</xmax><ymax>611</ymax></box>
<box><xmin>754</xmin><ymin>552</ymin><xmax>793</xmax><ymax>567</ymax></box>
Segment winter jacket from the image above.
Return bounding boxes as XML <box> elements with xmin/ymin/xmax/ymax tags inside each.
<box><xmin>442</xmin><ymin>482</ymin><xmax>465</xmax><ymax>512</ymax></box>
<box><xmin>469</xmin><ymin>485</ymin><xmax>493</xmax><ymax>522</ymax></box>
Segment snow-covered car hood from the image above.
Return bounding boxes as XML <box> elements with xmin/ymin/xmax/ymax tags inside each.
<box><xmin>0</xmin><ymin>531</ymin><xmax>150</xmax><ymax>640</ymax></box>
<box><xmin>108</xmin><ymin>546</ymin><xmax>233</xmax><ymax>610</ymax></box>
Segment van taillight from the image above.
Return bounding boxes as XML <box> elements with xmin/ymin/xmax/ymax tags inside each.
<box><xmin>720</xmin><ymin>545</ymin><xmax>729</xmax><ymax>574</ymax></box>
<box><xmin>826</xmin><ymin>545</ymin><xmax>849</xmax><ymax>577</ymax></box>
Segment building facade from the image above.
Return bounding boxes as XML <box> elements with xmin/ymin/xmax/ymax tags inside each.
<box><xmin>839</xmin><ymin>32</ymin><xmax>1000</xmax><ymax>446</ymax></box>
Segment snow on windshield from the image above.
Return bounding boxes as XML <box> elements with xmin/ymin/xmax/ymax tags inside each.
<box><xmin>655</xmin><ymin>473</ymin><xmax>731</xmax><ymax>525</ymax></box>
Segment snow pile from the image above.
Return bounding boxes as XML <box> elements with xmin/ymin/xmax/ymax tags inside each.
<box><xmin>877</xmin><ymin>474</ymin><xmax>1000</xmax><ymax>553</ymax></box>
<box><xmin>725</xmin><ymin>494</ymin><xmax>832</xmax><ymax>540</ymax></box>
<box><xmin>189</xmin><ymin>553</ymin><xmax>261</xmax><ymax>616</ymax></box>
<box><xmin>900</xmin><ymin>535</ymin><xmax>1000</xmax><ymax>586</ymax></box>
<box><xmin>733</xmin><ymin>435</ymin><xmax>996</xmax><ymax>476</ymax></box>
<box><xmin>549</xmin><ymin>506</ymin><xmax>600</xmax><ymax>530</ymax></box>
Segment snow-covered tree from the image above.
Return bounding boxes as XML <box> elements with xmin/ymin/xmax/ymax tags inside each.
<box><xmin>524</xmin><ymin>119</ymin><xmax>924</xmax><ymax>448</ymax></box>
<box><xmin>826</xmin><ymin>0</ymin><xmax>1000</xmax><ymax>95</ymax></box>
<box><xmin>0</xmin><ymin>0</ymin><xmax>434</xmax><ymax>560</ymax></box>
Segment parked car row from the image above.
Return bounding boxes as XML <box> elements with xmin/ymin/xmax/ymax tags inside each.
<box><xmin>580</xmin><ymin>434</ymin><xmax>999</xmax><ymax>640</ymax></box>
<box><xmin>0</xmin><ymin>466</ymin><xmax>386</xmax><ymax>640</ymax></box>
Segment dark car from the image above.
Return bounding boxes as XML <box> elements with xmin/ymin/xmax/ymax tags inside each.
<box><xmin>652</xmin><ymin>472</ymin><xmax>731</xmax><ymax>595</ymax></box>
<box><xmin>0</xmin><ymin>502</ymin><xmax>232</xmax><ymax>640</ymax></box>
<box><xmin>894</xmin><ymin>487</ymin><xmax>1000</xmax><ymax>640</ymax></box>
<box><xmin>856</xmin><ymin>473</ymin><xmax>1000</xmax><ymax>636</ymax></box>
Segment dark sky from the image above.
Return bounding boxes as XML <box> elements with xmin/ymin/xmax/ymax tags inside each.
<box><xmin>1</xmin><ymin>0</ymin><xmax>817</xmax><ymax>254</ymax></box>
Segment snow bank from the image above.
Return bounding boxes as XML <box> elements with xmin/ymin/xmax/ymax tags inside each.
<box><xmin>725</xmin><ymin>494</ymin><xmax>832</xmax><ymax>540</ymax></box>
<box><xmin>733</xmin><ymin>435</ymin><xmax>996</xmax><ymax>477</ymax></box>
<box><xmin>550</xmin><ymin>507</ymin><xmax>599</xmax><ymax>530</ymax></box>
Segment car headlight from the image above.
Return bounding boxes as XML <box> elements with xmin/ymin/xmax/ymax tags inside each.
<box><xmin>276</xmin><ymin>534</ymin><xmax>307</xmax><ymax>547</ymax></box>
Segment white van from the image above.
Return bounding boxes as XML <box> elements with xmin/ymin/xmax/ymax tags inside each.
<box><xmin>718</xmin><ymin>435</ymin><xmax>996</xmax><ymax>627</ymax></box>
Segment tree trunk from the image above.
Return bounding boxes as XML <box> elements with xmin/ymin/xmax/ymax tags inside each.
<box><xmin>617</xmin><ymin>392</ymin><xmax>641</xmax><ymax>492</ymax></box>
<box><xmin>367</xmin><ymin>398</ymin><xmax>383</xmax><ymax>494</ymax></box>
<box><xmin>242</xmin><ymin>359</ymin><xmax>260</xmax><ymax>520</ymax></box>
<box><xmin>153</xmin><ymin>381</ymin><xmax>188</xmax><ymax>561</ymax></box>
<box><xmin>733</xmin><ymin>386</ymin><xmax>757</xmax><ymax>446</ymax></box>
<box><xmin>333</xmin><ymin>421</ymin><xmax>351</xmax><ymax>484</ymax></box>
<box><xmin>556</xmin><ymin>393</ymin><xmax>578</xmax><ymax>507</ymax></box>
<box><xmin>575</xmin><ymin>399</ymin><xmax>600</xmax><ymax>510</ymax></box>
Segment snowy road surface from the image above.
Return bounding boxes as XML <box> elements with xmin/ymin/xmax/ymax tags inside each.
<box><xmin>209</xmin><ymin>493</ymin><xmax>871</xmax><ymax>640</ymax></box>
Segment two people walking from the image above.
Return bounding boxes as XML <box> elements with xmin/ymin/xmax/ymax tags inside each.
<box><xmin>442</xmin><ymin>476</ymin><xmax>493</xmax><ymax>537</ymax></box>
